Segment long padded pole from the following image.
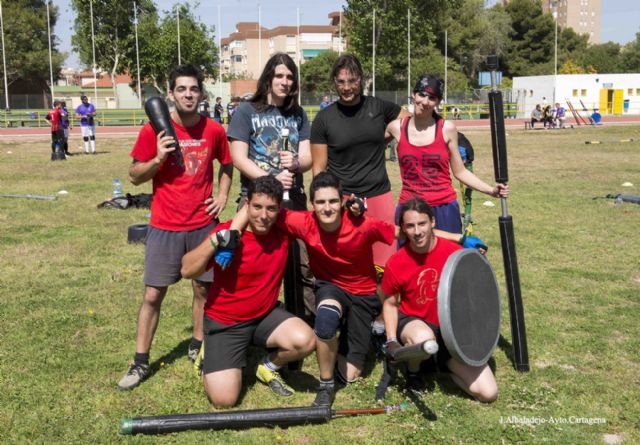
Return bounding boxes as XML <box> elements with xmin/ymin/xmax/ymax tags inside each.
<box><xmin>488</xmin><ymin>71</ymin><xmax>529</xmax><ymax>372</ymax></box>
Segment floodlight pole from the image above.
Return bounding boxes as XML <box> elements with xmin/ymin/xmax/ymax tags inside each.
<box><xmin>90</xmin><ymin>0</ymin><xmax>97</xmax><ymax>105</ymax></box>
<box><xmin>372</xmin><ymin>8</ymin><xmax>375</xmax><ymax>96</ymax></box>
<box><xmin>218</xmin><ymin>3</ymin><xmax>222</xmax><ymax>99</ymax></box>
<box><xmin>134</xmin><ymin>2</ymin><xmax>142</xmax><ymax>108</ymax></box>
<box><xmin>339</xmin><ymin>10</ymin><xmax>342</xmax><ymax>54</ymax></box>
<box><xmin>46</xmin><ymin>1</ymin><xmax>54</xmax><ymax>105</ymax></box>
<box><xmin>407</xmin><ymin>8</ymin><xmax>410</xmax><ymax>107</ymax></box>
<box><xmin>177</xmin><ymin>5</ymin><xmax>181</xmax><ymax>64</ymax></box>
<box><xmin>297</xmin><ymin>7</ymin><xmax>301</xmax><ymax>104</ymax></box>
<box><xmin>553</xmin><ymin>2</ymin><xmax>558</xmax><ymax>103</ymax></box>
<box><xmin>258</xmin><ymin>3</ymin><xmax>262</xmax><ymax>76</ymax></box>
<box><xmin>444</xmin><ymin>29</ymin><xmax>448</xmax><ymax>106</ymax></box>
<box><xmin>0</xmin><ymin>0</ymin><xmax>10</xmax><ymax>110</ymax></box>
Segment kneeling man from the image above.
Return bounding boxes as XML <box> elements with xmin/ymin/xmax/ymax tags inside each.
<box><xmin>181</xmin><ymin>176</ymin><xmax>315</xmax><ymax>407</ymax></box>
<box><xmin>381</xmin><ymin>198</ymin><xmax>497</xmax><ymax>402</ymax></box>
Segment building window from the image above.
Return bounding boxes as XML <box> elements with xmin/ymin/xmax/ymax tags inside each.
<box><xmin>581</xmin><ymin>89</ymin><xmax>587</xmax><ymax>96</ymax></box>
<box><xmin>628</xmin><ymin>89</ymin><xmax>633</xmax><ymax>96</ymax></box>
<box><xmin>636</xmin><ymin>88</ymin><xmax>640</xmax><ymax>95</ymax></box>
<box><xmin>573</xmin><ymin>89</ymin><xmax>578</xmax><ymax>97</ymax></box>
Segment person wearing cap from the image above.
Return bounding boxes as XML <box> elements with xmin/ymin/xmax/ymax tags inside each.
<box><xmin>75</xmin><ymin>95</ymin><xmax>97</xmax><ymax>154</ymax></box>
<box><xmin>386</xmin><ymin>74</ymin><xmax>508</xmax><ymax>234</ymax></box>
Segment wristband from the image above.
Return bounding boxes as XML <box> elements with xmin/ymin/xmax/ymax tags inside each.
<box><xmin>290</xmin><ymin>158</ymin><xmax>300</xmax><ymax>173</ymax></box>
<box><xmin>386</xmin><ymin>337</ymin><xmax>398</xmax><ymax>344</ymax></box>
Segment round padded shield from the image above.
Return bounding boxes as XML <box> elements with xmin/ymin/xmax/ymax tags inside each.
<box><xmin>128</xmin><ymin>224</ymin><xmax>148</xmax><ymax>244</ymax></box>
<box><xmin>438</xmin><ymin>249</ymin><xmax>500</xmax><ymax>366</ymax></box>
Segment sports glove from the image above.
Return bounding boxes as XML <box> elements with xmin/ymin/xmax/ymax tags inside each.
<box><xmin>383</xmin><ymin>339</ymin><xmax>402</xmax><ymax>362</ymax></box>
<box><xmin>345</xmin><ymin>196</ymin><xmax>366</xmax><ymax>216</ymax></box>
<box><xmin>214</xmin><ymin>229</ymin><xmax>240</xmax><ymax>249</ymax></box>
<box><xmin>214</xmin><ymin>248</ymin><xmax>235</xmax><ymax>269</ymax></box>
<box><xmin>462</xmin><ymin>235</ymin><xmax>488</xmax><ymax>251</ymax></box>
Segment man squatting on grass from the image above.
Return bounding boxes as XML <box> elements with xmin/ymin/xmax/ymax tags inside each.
<box><xmin>181</xmin><ymin>176</ymin><xmax>315</xmax><ymax>407</ymax></box>
<box><xmin>381</xmin><ymin>198</ymin><xmax>497</xmax><ymax>402</ymax></box>
<box><xmin>227</xmin><ymin>52</ymin><xmax>316</xmax><ymax>320</ymax></box>
<box><xmin>118</xmin><ymin>64</ymin><xmax>233</xmax><ymax>390</ymax></box>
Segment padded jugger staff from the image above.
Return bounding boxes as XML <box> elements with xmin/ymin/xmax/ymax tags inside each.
<box><xmin>488</xmin><ymin>68</ymin><xmax>529</xmax><ymax>372</ymax></box>
<box><xmin>120</xmin><ymin>404</ymin><xmax>409</xmax><ymax>435</ymax></box>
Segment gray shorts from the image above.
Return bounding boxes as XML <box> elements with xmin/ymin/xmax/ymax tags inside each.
<box><xmin>144</xmin><ymin>221</ymin><xmax>217</xmax><ymax>286</ymax></box>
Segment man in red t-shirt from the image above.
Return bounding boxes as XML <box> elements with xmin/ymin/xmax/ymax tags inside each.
<box><xmin>381</xmin><ymin>198</ymin><xmax>497</xmax><ymax>402</ymax></box>
<box><xmin>181</xmin><ymin>176</ymin><xmax>315</xmax><ymax>407</ymax></box>
<box><xmin>118</xmin><ymin>65</ymin><xmax>233</xmax><ymax>390</ymax></box>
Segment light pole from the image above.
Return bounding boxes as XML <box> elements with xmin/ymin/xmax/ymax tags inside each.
<box><xmin>553</xmin><ymin>1</ymin><xmax>558</xmax><ymax>103</ymax></box>
<box><xmin>258</xmin><ymin>3</ymin><xmax>262</xmax><ymax>76</ymax></box>
<box><xmin>46</xmin><ymin>1</ymin><xmax>54</xmax><ymax>105</ymax></box>
<box><xmin>0</xmin><ymin>1</ymin><xmax>8</xmax><ymax>110</ymax></box>
<box><xmin>176</xmin><ymin>5</ymin><xmax>181</xmax><ymax>64</ymax></box>
<box><xmin>407</xmin><ymin>8</ymin><xmax>410</xmax><ymax>107</ymax></box>
<box><xmin>372</xmin><ymin>8</ymin><xmax>375</xmax><ymax>96</ymax></box>
<box><xmin>297</xmin><ymin>7</ymin><xmax>301</xmax><ymax>104</ymax></box>
<box><xmin>133</xmin><ymin>2</ymin><xmax>142</xmax><ymax>108</ymax></box>
<box><xmin>218</xmin><ymin>3</ymin><xmax>222</xmax><ymax>99</ymax></box>
<box><xmin>444</xmin><ymin>29</ymin><xmax>448</xmax><ymax>106</ymax></box>
<box><xmin>89</xmin><ymin>0</ymin><xmax>97</xmax><ymax>105</ymax></box>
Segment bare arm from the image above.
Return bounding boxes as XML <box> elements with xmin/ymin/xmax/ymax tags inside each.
<box><xmin>311</xmin><ymin>143</ymin><xmax>328</xmax><ymax>176</ymax></box>
<box><xmin>385</xmin><ymin>118</ymin><xmax>402</xmax><ymax>142</ymax></box>
<box><xmin>205</xmin><ymin>162</ymin><xmax>233</xmax><ymax>217</ymax></box>
<box><xmin>129</xmin><ymin>131</ymin><xmax>176</xmax><ymax>185</ymax></box>
<box><xmin>278</xmin><ymin>139</ymin><xmax>311</xmax><ymax>173</ymax></box>
<box><xmin>445</xmin><ymin>122</ymin><xmax>508</xmax><ymax>198</ymax></box>
<box><xmin>181</xmin><ymin>234</ymin><xmax>217</xmax><ymax>278</ymax></box>
<box><xmin>383</xmin><ymin>293</ymin><xmax>400</xmax><ymax>341</ymax></box>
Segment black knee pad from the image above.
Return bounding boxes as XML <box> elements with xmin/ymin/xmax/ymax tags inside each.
<box><xmin>83</xmin><ymin>136</ymin><xmax>89</xmax><ymax>142</ymax></box>
<box><xmin>314</xmin><ymin>304</ymin><xmax>341</xmax><ymax>340</ymax></box>
<box><xmin>90</xmin><ymin>135</ymin><xmax>95</xmax><ymax>141</ymax></box>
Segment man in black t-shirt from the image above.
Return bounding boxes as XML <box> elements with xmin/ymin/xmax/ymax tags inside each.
<box><xmin>310</xmin><ymin>54</ymin><xmax>410</xmax><ymax>272</ymax></box>
<box><xmin>213</xmin><ymin>97</ymin><xmax>224</xmax><ymax>124</ymax></box>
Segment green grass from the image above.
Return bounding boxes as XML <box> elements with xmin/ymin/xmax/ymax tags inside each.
<box><xmin>1</xmin><ymin>125</ymin><xmax>639</xmax><ymax>444</ymax></box>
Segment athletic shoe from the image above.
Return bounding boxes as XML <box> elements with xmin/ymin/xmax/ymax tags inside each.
<box><xmin>193</xmin><ymin>346</ymin><xmax>204</xmax><ymax>377</ymax></box>
<box><xmin>188</xmin><ymin>345</ymin><xmax>200</xmax><ymax>363</ymax></box>
<box><xmin>406</xmin><ymin>372</ymin><xmax>425</xmax><ymax>395</ymax></box>
<box><xmin>313</xmin><ymin>383</ymin><xmax>335</xmax><ymax>407</ymax></box>
<box><xmin>118</xmin><ymin>363</ymin><xmax>149</xmax><ymax>390</ymax></box>
<box><xmin>256</xmin><ymin>364</ymin><xmax>295</xmax><ymax>397</ymax></box>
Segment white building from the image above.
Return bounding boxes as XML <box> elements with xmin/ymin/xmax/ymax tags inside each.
<box><xmin>513</xmin><ymin>73</ymin><xmax>640</xmax><ymax>117</ymax></box>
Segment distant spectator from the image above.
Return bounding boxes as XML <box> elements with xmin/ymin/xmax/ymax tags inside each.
<box><xmin>530</xmin><ymin>104</ymin><xmax>543</xmax><ymax>128</ymax></box>
<box><xmin>75</xmin><ymin>95</ymin><xmax>96</xmax><ymax>154</ymax></box>
<box><xmin>319</xmin><ymin>95</ymin><xmax>331</xmax><ymax>110</ymax></box>
<box><xmin>213</xmin><ymin>97</ymin><xmax>224</xmax><ymax>124</ymax></box>
<box><xmin>226</xmin><ymin>97</ymin><xmax>238</xmax><ymax>124</ymax></box>
<box><xmin>45</xmin><ymin>100</ymin><xmax>64</xmax><ymax>156</ymax></box>
<box><xmin>198</xmin><ymin>96</ymin><xmax>210</xmax><ymax>118</ymax></box>
<box><xmin>543</xmin><ymin>105</ymin><xmax>554</xmax><ymax>128</ymax></box>
<box><xmin>452</xmin><ymin>106</ymin><xmax>461</xmax><ymax>120</ymax></box>
<box><xmin>554</xmin><ymin>103</ymin><xmax>566</xmax><ymax>128</ymax></box>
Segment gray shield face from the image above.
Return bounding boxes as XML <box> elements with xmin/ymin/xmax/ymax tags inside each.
<box><xmin>438</xmin><ymin>249</ymin><xmax>501</xmax><ymax>366</ymax></box>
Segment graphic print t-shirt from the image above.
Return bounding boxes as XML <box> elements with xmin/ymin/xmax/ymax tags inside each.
<box><xmin>130</xmin><ymin>116</ymin><xmax>231</xmax><ymax>231</ymax></box>
<box><xmin>227</xmin><ymin>102</ymin><xmax>310</xmax><ymax>194</ymax></box>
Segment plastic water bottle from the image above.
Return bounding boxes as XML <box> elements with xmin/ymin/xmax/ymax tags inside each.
<box><xmin>112</xmin><ymin>178</ymin><xmax>123</xmax><ymax>198</ymax></box>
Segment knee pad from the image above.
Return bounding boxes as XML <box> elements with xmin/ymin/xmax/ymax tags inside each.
<box><xmin>90</xmin><ymin>135</ymin><xmax>95</xmax><ymax>141</ymax></box>
<box><xmin>83</xmin><ymin>136</ymin><xmax>89</xmax><ymax>142</ymax></box>
<box><xmin>314</xmin><ymin>304</ymin><xmax>341</xmax><ymax>340</ymax></box>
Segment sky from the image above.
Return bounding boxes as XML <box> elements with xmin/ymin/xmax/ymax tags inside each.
<box><xmin>54</xmin><ymin>0</ymin><xmax>639</xmax><ymax>69</ymax></box>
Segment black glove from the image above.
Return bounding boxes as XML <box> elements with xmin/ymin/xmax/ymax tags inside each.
<box><xmin>383</xmin><ymin>340</ymin><xmax>402</xmax><ymax>362</ymax></box>
<box><xmin>345</xmin><ymin>196</ymin><xmax>366</xmax><ymax>216</ymax></box>
<box><xmin>214</xmin><ymin>229</ymin><xmax>240</xmax><ymax>250</ymax></box>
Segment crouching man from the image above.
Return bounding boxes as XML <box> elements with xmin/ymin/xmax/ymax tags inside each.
<box><xmin>181</xmin><ymin>176</ymin><xmax>315</xmax><ymax>407</ymax></box>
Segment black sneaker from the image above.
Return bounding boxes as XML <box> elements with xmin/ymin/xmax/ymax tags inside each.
<box><xmin>118</xmin><ymin>363</ymin><xmax>149</xmax><ymax>390</ymax></box>
<box><xmin>313</xmin><ymin>383</ymin><xmax>335</xmax><ymax>407</ymax></box>
<box><xmin>406</xmin><ymin>373</ymin><xmax>425</xmax><ymax>395</ymax></box>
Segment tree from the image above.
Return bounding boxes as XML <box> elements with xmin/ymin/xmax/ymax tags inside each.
<box><xmin>300</xmin><ymin>50</ymin><xmax>338</xmax><ymax>94</ymax></box>
<box><xmin>503</xmin><ymin>0</ymin><xmax>555</xmax><ymax>77</ymax></box>
<box><xmin>0</xmin><ymin>0</ymin><xmax>65</xmax><ymax>103</ymax></box>
<box><xmin>620</xmin><ymin>31</ymin><xmax>640</xmax><ymax>72</ymax></box>
<box><xmin>71</xmin><ymin>0</ymin><xmax>154</xmax><ymax>107</ymax></box>
<box><xmin>578</xmin><ymin>41</ymin><xmax>622</xmax><ymax>73</ymax></box>
<box><xmin>129</xmin><ymin>3</ymin><xmax>219</xmax><ymax>96</ymax></box>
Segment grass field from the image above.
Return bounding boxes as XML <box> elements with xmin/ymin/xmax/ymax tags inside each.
<box><xmin>1</xmin><ymin>124</ymin><xmax>639</xmax><ymax>444</ymax></box>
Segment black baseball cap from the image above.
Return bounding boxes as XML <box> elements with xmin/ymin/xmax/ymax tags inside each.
<box><xmin>413</xmin><ymin>74</ymin><xmax>444</xmax><ymax>99</ymax></box>
<box><xmin>81</xmin><ymin>95</ymin><xmax>88</xmax><ymax>100</ymax></box>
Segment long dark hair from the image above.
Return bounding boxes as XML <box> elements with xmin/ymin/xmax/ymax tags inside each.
<box><xmin>330</xmin><ymin>54</ymin><xmax>364</xmax><ymax>94</ymax></box>
<box><xmin>251</xmin><ymin>53</ymin><xmax>300</xmax><ymax>111</ymax></box>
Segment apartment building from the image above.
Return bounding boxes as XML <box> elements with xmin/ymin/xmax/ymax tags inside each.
<box><xmin>541</xmin><ymin>0</ymin><xmax>601</xmax><ymax>43</ymax></box>
<box><xmin>221</xmin><ymin>12</ymin><xmax>345</xmax><ymax>79</ymax></box>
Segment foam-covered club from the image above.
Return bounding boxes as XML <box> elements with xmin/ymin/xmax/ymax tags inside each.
<box><xmin>144</xmin><ymin>97</ymin><xmax>183</xmax><ymax>165</ymax></box>
<box><xmin>488</xmin><ymin>67</ymin><xmax>529</xmax><ymax>372</ymax></box>
<box><xmin>120</xmin><ymin>403</ymin><xmax>410</xmax><ymax>435</ymax></box>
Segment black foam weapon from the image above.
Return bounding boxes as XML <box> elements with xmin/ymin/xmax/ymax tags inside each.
<box><xmin>488</xmin><ymin>65</ymin><xmax>529</xmax><ymax>372</ymax></box>
<box><xmin>120</xmin><ymin>403</ymin><xmax>410</xmax><ymax>435</ymax></box>
<box><xmin>144</xmin><ymin>96</ymin><xmax>183</xmax><ymax>165</ymax></box>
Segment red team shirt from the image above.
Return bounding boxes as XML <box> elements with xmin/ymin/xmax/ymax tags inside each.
<box><xmin>203</xmin><ymin>221</ymin><xmax>290</xmax><ymax>325</ymax></box>
<box><xmin>130</xmin><ymin>116</ymin><xmax>231</xmax><ymax>231</ymax></box>
<box><xmin>47</xmin><ymin>108</ymin><xmax>62</xmax><ymax>132</ymax></box>
<box><xmin>397</xmin><ymin>118</ymin><xmax>457</xmax><ymax>206</ymax></box>
<box><xmin>381</xmin><ymin>237</ymin><xmax>461</xmax><ymax>327</ymax></box>
<box><xmin>278</xmin><ymin>209</ymin><xmax>395</xmax><ymax>295</ymax></box>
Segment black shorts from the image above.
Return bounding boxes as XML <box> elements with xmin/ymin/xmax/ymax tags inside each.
<box><xmin>397</xmin><ymin>312</ymin><xmax>451</xmax><ymax>369</ymax></box>
<box><xmin>202</xmin><ymin>303</ymin><xmax>294</xmax><ymax>374</ymax></box>
<box><xmin>315</xmin><ymin>280</ymin><xmax>381</xmax><ymax>368</ymax></box>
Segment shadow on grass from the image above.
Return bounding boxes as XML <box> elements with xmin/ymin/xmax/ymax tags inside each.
<box><xmin>497</xmin><ymin>334</ymin><xmax>515</xmax><ymax>367</ymax></box>
<box><xmin>148</xmin><ymin>338</ymin><xmax>191</xmax><ymax>379</ymax></box>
